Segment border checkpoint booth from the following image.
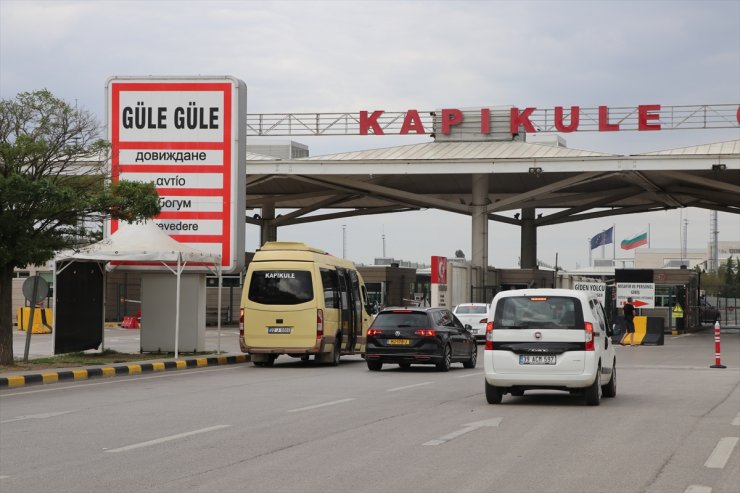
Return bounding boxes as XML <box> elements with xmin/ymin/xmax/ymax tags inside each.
<box><xmin>53</xmin><ymin>221</ymin><xmax>222</xmax><ymax>358</ymax></box>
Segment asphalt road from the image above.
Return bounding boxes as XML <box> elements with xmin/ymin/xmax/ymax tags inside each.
<box><xmin>1</xmin><ymin>329</ymin><xmax>738</xmax><ymax>493</ymax></box>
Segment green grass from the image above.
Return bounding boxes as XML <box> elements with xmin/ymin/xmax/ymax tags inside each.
<box><xmin>1</xmin><ymin>349</ymin><xmax>215</xmax><ymax>373</ymax></box>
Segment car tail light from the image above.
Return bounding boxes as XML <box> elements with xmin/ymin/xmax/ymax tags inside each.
<box><xmin>584</xmin><ymin>322</ymin><xmax>594</xmax><ymax>351</ymax></box>
<box><xmin>317</xmin><ymin>309</ymin><xmax>324</xmax><ymax>339</ymax></box>
<box><xmin>414</xmin><ymin>328</ymin><xmax>436</xmax><ymax>337</ymax></box>
<box><xmin>239</xmin><ymin>308</ymin><xmax>244</xmax><ymax>337</ymax></box>
<box><xmin>479</xmin><ymin>318</ymin><xmax>487</xmax><ymax>324</ymax></box>
<box><xmin>367</xmin><ymin>328</ymin><xmax>382</xmax><ymax>336</ymax></box>
<box><xmin>485</xmin><ymin>321</ymin><xmax>494</xmax><ymax>350</ymax></box>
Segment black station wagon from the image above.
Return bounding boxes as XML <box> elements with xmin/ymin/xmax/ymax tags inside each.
<box><xmin>363</xmin><ymin>307</ymin><xmax>478</xmax><ymax>372</ymax></box>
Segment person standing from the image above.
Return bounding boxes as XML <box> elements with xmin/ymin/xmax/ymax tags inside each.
<box><xmin>622</xmin><ymin>297</ymin><xmax>636</xmax><ymax>346</ymax></box>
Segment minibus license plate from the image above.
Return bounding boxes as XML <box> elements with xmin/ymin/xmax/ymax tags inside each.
<box><xmin>519</xmin><ymin>355</ymin><xmax>556</xmax><ymax>365</ymax></box>
<box><xmin>388</xmin><ymin>339</ymin><xmax>410</xmax><ymax>345</ymax></box>
<box><xmin>268</xmin><ymin>327</ymin><xmax>291</xmax><ymax>334</ymax></box>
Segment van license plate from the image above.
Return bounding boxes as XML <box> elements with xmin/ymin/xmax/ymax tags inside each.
<box><xmin>388</xmin><ymin>339</ymin><xmax>410</xmax><ymax>345</ymax></box>
<box><xmin>519</xmin><ymin>355</ymin><xmax>556</xmax><ymax>365</ymax></box>
<box><xmin>268</xmin><ymin>327</ymin><xmax>291</xmax><ymax>334</ymax></box>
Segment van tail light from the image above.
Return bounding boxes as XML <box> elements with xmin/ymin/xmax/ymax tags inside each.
<box><xmin>584</xmin><ymin>322</ymin><xmax>595</xmax><ymax>351</ymax></box>
<box><xmin>316</xmin><ymin>309</ymin><xmax>324</xmax><ymax>339</ymax></box>
<box><xmin>414</xmin><ymin>328</ymin><xmax>436</xmax><ymax>337</ymax></box>
<box><xmin>239</xmin><ymin>308</ymin><xmax>244</xmax><ymax>337</ymax></box>
<box><xmin>485</xmin><ymin>321</ymin><xmax>494</xmax><ymax>350</ymax></box>
<box><xmin>367</xmin><ymin>328</ymin><xmax>382</xmax><ymax>336</ymax></box>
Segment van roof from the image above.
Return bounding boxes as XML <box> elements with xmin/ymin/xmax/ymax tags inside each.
<box><xmin>252</xmin><ymin>241</ymin><xmax>359</xmax><ymax>271</ymax></box>
<box><xmin>259</xmin><ymin>241</ymin><xmax>329</xmax><ymax>254</ymax></box>
<box><xmin>494</xmin><ymin>288</ymin><xmax>598</xmax><ymax>301</ymax></box>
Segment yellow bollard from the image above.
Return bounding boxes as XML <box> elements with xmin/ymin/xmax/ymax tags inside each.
<box><xmin>16</xmin><ymin>307</ymin><xmax>53</xmax><ymax>334</ymax></box>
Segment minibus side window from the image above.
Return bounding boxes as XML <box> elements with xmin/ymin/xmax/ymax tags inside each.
<box><xmin>320</xmin><ymin>268</ymin><xmax>340</xmax><ymax>308</ymax></box>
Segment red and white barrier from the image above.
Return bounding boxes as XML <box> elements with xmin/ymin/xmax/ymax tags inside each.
<box><xmin>710</xmin><ymin>321</ymin><xmax>726</xmax><ymax>369</ymax></box>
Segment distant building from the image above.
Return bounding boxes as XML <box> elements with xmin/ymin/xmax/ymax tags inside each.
<box><xmin>631</xmin><ymin>241</ymin><xmax>740</xmax><ymax>270</ymax></box>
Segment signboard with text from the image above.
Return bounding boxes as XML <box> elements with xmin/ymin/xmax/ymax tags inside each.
<box><xmin>430</xmin><ymin>256</ymin><xmax>448</xmax><ymax>307</ymax></box>
<box><xmin>616</xmin><ymin>282</ymin><xmax>655</xmax><ymax>309</ymax></box>
<box><xmin>572</xmin><ymin>281</ymin><xmax>606</xmax><ymax>305</ymax></box>
<box><xmin>107</xmin><ymin>76</ymin><xmax>246</xmax><ymax>273</ymax></box>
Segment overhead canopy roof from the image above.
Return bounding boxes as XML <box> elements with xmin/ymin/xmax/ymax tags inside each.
<box><xmin>244</xmin><ymin>139</ymin><xmax>740</xmax><ymax>228</ymax></box>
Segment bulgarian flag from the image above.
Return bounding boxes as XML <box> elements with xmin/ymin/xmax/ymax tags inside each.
<box><xmin>621</xmin><ymin>231</ymin><xmax>648</xmax><ymax>250</ymax></box>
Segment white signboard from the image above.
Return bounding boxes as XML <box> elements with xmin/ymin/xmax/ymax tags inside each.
<box><xmin>572</xmin><ymin>281</ymin><xmax>606</xmax><ymax>305</ymax></box>
<box><xmin>107</xmin><ymin>76</ymin><xmax>246</xmax><ymax>273</ymax></box>
<box><xmin>616</xmin><ymin>282</ymin><xmax>655</xmax><ymax>309</ymax></box>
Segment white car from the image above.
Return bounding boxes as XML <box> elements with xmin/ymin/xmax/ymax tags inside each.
<box><xmin>483</xmin><ymin>289</ymin><xmax>616</xmax><ymax>406</ymax></box>
<box><xmin>453</xmin><ymin>303</ymin><xmax>490</xmax><ymax>342</ymax></box>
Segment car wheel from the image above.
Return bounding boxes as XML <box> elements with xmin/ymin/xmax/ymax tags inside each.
<box><xmin>584</xmin><ymin>367</ymin><xmax>602</xmax><ymax>406</ymax></box>
<box><xmin>398</xmin><ymin>363</ymin><xmax>411</xmax><ymax>369</ymax></box>
<box><xmin>463</xmin><ymin>345</ymin><xmax>477</xmax><ymax>368</ymax></box>
<box><xmin>602</xmin><ymin>362</ymin><xmax>617</xmax><ymax>398</ymax></box>
<box><xmin>263</xmin><ymin>354</ymin><xmax>277</xmax><ymax>367</ymax></box>
<box><xmin>329</xmin><ymin>336</ymin><xmax>341</xmax><ymax>367</ymax></box>
<box><xmin>367</xmin><ymin>360</ymin><xmax>383</xmax><ymax>371</ymax></box>
<box><xmin>485</xmin><ymin>380</ymin><xmax>502</xmax><ymax>404</ymax></box>
<box><xmin>436</xmin><ymin>345</ymin><xmax>452</xmax><ymax>372</ymax></box>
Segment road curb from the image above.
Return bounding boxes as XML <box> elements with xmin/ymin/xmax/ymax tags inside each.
<box><xmin>0</xmin><ymin>354</ymin><xmax>250</xmax><ymax>389</ymax></box>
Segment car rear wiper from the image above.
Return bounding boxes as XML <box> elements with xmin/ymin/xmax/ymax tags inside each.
<box><xmin>501</xmin><ymin>325</ymin><xmax>529</xmax><ymax>330</ymax></box>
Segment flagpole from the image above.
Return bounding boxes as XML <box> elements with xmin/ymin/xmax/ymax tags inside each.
<box><xmin>648</xmin><ymin>223</ymin><xmax>651</xmax><ymax>248</ymax></box>
<box><xmin>613</xmin><ymin>223</ymin><xmax>616</xmax><ymax>260</ymax></box>
<box><xmin>588</xmin><ymin>237</ymin><xmax>592</xmax><ymax>267</ymax></box>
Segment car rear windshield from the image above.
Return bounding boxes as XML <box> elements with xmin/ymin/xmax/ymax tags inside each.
<box><xmin>247</xmin><ymin>270</ymin><xmax>314</xmax><ymax>305</ymax></box>
<box><xmin>455</xmin><ymin>305</ymin><xmax>487</xmax><ymax>314</ymax></box>
<box><xmin>495</xmin><ymin>296</ymin><xmax>582</xmax><ymax>329</ymax></box>
<box><xmin>371</xmin><ymin>312</ymin><xmax>430</xmax><ymax>329</ymax></box>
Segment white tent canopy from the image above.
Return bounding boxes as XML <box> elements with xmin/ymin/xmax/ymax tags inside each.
<box><xmin>54</xmin><ymin>221</ymin><xmax>223</xmax><ymax>357</ymax></box>
<box><xmin>55</xmin><ymin>220</ymin><xmax>220</xmax><ymax>264</ymax></box>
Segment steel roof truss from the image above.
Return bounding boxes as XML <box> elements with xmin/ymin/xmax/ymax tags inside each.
<box><xmin>292</xmin><ymin>175</ymin><xmax>471</xmax><ymax>215</ymax></box>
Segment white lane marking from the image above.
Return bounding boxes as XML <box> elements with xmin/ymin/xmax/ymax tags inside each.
<box><xmin>0</xmin><ymin>365</ymin><xmax>243</xmax><ymax>397</ymax></box>
<box><xmin>423</xmin><ymin>417</ymin><xmax>502</xmax><ymax>446</ymax></box>
<box><xmin>0</xmin><ymin>476</ymin><xmax>10</xmax><ymax>480</ymax></box>
<box><xmin>1</xmin><ymin>410</ymin><xmax>75</xmax><ymax>424</ymax></box>
<box><xmin>287</xmin><ymin>398</ymin><xmax>356</xmax><ymax>413</ymax></box>
<box><xmin>105</xmin><ymin>425</ymin><xmax>231</xmax><ymax>453</ymax></box>
<box><xmin>684</xmin><ymin>486</ymin><xmax>712</xmax><ymax>493</ymax></box>
<box><xmin>732</xmin><ymin>411</ymin><xmax>740</xmax><ymax>426</ymax></box>
<box><xmin>387</xmin><ymin>382</ymin><xmax>432</xmax><ymax>392</ymax></box>
<box><xmin>704</xmin><ymin>437</ymin><xmax>739</xmax><ymax>469</ymax></box>
<box><xmin>455</xmin><ymin>372</ymin><xmax>484</xmax><ymax>378</ymax></box>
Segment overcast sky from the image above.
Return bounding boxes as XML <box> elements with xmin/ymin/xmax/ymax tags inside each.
<box><xmin>2</xmin><ymin>0</ymin><xmax>739</xmax><ymax>270</ymax></box>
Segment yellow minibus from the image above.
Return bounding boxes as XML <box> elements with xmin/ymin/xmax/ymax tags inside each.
<box><xmin>239</xmin><ymin>242</ymin><xmax>375</xmax><ymax>366</ymax></box>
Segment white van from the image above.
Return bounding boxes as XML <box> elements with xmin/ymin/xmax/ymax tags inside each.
<box><xmin>483</xmin><ymin>288</ymin><xmax>616</xmax><ymax>405</ymax></box>
<box><xmin>239</xmin><ymin>242</ymin><xmax>374</xmax><ymax>366</ymax></box>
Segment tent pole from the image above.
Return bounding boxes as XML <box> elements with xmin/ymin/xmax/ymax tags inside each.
<box><xmin>175</xmin><ymin>254</ymin><xmax>181</xmax><ymax>359</ymax></box>
<box><xmin>217</xmin><ymin>263</ymin><xmax>222</xmax><ymax>354</ymax></box>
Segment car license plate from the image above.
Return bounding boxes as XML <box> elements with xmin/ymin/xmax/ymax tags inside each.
<box><xmin>519</xmin><ymin>355</ymin><xmax>556</xmax><ymax>365</ymax></box>
<box><xmin>388</xmin><ymin>339</ymin><xmax>410</xmax><ymax>345</ymax></box>
<box><xmin>267</xmin><ymin>327</ymin><xmax>291</xmax><ymax>334</ymax></box>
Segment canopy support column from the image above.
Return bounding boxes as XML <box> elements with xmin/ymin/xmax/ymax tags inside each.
<box><xmin>471</xmin><ymin>174</ymin><xmax>489</xmax><ymax>299</ymax></box>
<box><xmin>520</xmin><ymin>207</ymin><xmax>538</xmax><ymax>268</ymax></box>
<box><xmin>260</xmin><ymin>202</ymin><xmax>277</xmax><ymax>245</ymax></box>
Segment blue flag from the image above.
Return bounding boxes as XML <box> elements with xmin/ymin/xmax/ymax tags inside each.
<box><xmin>590</xmin><ymin>227</ymin><xmax>614</xmax><ymax>250</ymax></box>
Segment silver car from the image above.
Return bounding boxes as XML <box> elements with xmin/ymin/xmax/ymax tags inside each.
<box><xmin>453</xmin><ymin>303</ymin><xmax>490</xmax><ymax>342</ymax></box>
